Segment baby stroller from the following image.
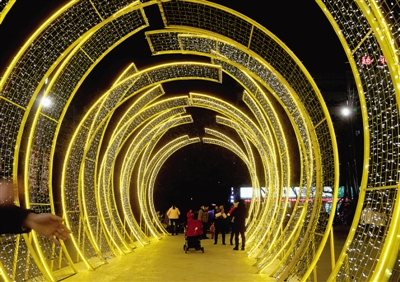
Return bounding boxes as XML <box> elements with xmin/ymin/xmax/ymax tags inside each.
<box><xmin>183</xmin><ymin>218</ymin><xmax>204</xmax><ymax>253</ymax></box>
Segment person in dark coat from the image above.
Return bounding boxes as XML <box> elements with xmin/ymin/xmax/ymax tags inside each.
<box><xmin>214</xmin><ymin>205</ymin><xmax>227</xmax><ymax>245</ymax></box>
<box><xmin>227</xmin><ymin>202</ymin><xmax>238</xmax><ymax>245</ymax></box>
<box><xmin>197</xmin><ymin>205</ymin><xmax>209</xmax><ymax>239</ymax></box>
<box><xmin>231</xmin><ymin>199</ymin><xmax>248</xmax><ymax>250</ymax></box>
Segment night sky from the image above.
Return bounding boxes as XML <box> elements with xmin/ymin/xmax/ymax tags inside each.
<box><xmin>1</xmin><ymin>1</ymin><xmax>354</xmax><ymax>214</ymax></box>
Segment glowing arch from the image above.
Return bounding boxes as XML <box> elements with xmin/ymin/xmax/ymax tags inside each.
<box><xmin>0</xmin><ymin>1</ymin><xmax>398</xmax><ymax>281</ymax></box>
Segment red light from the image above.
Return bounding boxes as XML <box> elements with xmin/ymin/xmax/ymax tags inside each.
<box><xmin>378</xmin><ymin>55</ymin><xmax>387</xmax><ymax>65</ymax></box>
<box><xmin>361</xmin><ymin>55</ymin><xmax>372</xmax><ymax>65</ymax></box>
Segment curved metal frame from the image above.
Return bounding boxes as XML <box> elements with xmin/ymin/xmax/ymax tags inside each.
<box><xmin>0</xmin><ymin>0</ymin><xmax>398</xmax><ymax>281</ymax></box>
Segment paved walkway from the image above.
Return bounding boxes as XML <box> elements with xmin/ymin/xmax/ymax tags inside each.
<box><xmin>65</xmin><ymin>234</ymin><xmax>277</xmax><ymax>282</ymax></box>
<box><xmin>64</xmin><ymin>227</ymin><xmax>348</xmax><ymax>281</ymax></box>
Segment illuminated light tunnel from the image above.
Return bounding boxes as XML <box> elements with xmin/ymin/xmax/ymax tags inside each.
<box><xmin>0</xmin><ymin>0</ymin><xmax>399</xmax><ymax>281</ymax></box>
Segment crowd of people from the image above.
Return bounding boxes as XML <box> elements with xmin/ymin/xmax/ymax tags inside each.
<box><xmin>2</xmin><ymin>155</ymin><xmax>246</xmax><ymax>252</ymax></box>
<box><xmin>164</xmin><ymin>200</ymin><xmax>249</xmax><ymax>251</ymax></box>
<box><xmin>1</xmin><ymin>198</ymin><xmax>248</xmax><ymax>251</ymax></box>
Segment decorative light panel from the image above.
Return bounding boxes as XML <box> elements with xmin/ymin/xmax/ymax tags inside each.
<box><xmin>0</xmin><ymin>0</ymin><xmax>398</xmax><ymax>281</ymax></box>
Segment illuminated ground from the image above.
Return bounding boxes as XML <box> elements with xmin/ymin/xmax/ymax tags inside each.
<box><xmin>65</xmin><ymin>234</ymin><xmax>277</xmax><ymax>282</ymax></box>
<box><xmin>64</xmin><ymin>228</ymin><xmax>348</xmax><ymax>282</ymax></box>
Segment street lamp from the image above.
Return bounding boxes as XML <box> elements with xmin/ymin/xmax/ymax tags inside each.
<box><xmin>41</xmin><ymin>96</ymin><xmax>52</xmax><ymax>108</ymax></box>
<box><xmin>339</xmin><ymin>100</ymin><xmax>360</xmax><ymax>213</ymax></box>
<box><xmin>341</xmin><ymin>107</ymin><xmax>351</xmax><ymax>116</ymax></box>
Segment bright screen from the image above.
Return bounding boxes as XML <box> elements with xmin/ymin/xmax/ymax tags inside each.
<box><xmin>240</xmin><ymin>187</ymin><xmax>253</xmax><ymax>199</ymax></box>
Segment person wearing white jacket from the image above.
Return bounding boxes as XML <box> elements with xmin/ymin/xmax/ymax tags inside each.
<box><xmin>167</xmin><ymin>204</ymin><xmax>180</xmax><ymax>235</ymax></box>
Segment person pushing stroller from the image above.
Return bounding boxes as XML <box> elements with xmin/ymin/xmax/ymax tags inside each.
<box><xmin>183</xmin><ymin>211</ymin><xmax>204</xmax><ymax>253</ymax></box>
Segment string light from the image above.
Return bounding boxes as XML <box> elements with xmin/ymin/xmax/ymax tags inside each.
<box><xmin>0</xmin><ymin>0</ymin><xmax>398</xmax><ymax>281</ymax></box>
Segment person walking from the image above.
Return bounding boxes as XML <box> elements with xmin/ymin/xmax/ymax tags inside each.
<box><xmin>186</xmin><ymin>209</ymin><xmax>194</xmax><ymax>223</ymax></box>
<box><xmin>167</xmin><ymin>204</ymin><xmax>180</xmax><ymax>235</ymax></box>
<box><xmin>163</xmin><ymin>209</ymin><xmax>170</xmax><ymax>228</ymax></box>
<box><xmin>214</xmin><ymin>205</ymin><xmax>227</xmax><ymax>245</ymax></box>
<box><xmin>227</xmin><ymin>201</ymin><xmax>238</xmax><ymax>245</ymax></box>
<box><xmin>231</xmin><ymin>200</ymin><xmax>248</xmax><ymax>250</ymax></box>
<box><xmin>197</xmin><ymin>205</ymin><xmax>209</xmax><ymax>239</ymax></box>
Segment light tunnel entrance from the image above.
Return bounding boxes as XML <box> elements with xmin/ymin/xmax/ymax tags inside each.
<box><xmin>0</xmin><ymin>1</ymin><xmax>399</xmax><ymax>281</ymax></box>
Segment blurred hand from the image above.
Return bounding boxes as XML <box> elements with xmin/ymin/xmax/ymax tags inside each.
<box><xmin>23</xmin><ymin>213</ymin><xmax>71</xmax><ymax>245</ymax></box>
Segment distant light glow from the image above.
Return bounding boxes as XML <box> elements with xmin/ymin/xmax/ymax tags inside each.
<box><xmin>341</xmin><ymin>107</ymin><xmax>351</xmax><ymax>116</ymax></box>
<box><xmin>41</xmin><ymin>97</ymin><xmax>52</xmax><ymax>107</ymax></box>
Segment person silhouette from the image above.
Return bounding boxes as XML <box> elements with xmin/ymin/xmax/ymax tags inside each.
<box><xmin>167</xmin><ymin>204</ymin><xmax>180</xmax><ymax>235</ymax></box>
